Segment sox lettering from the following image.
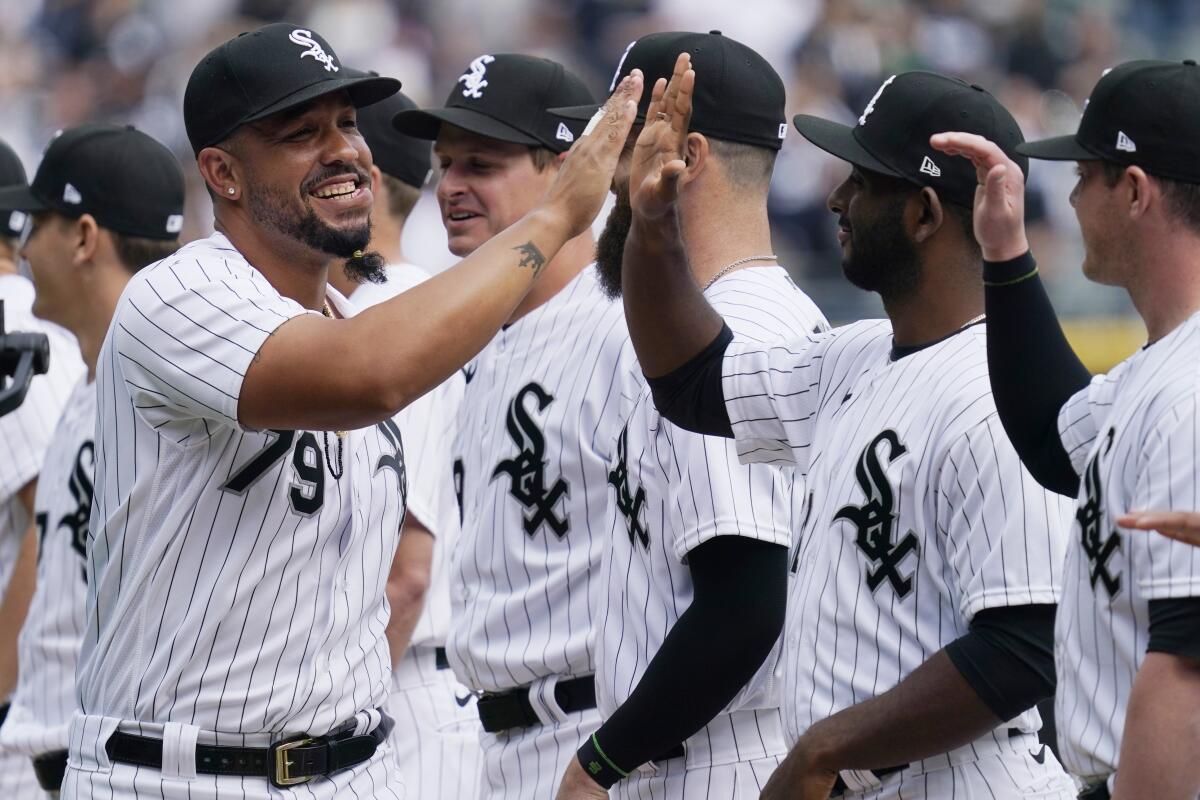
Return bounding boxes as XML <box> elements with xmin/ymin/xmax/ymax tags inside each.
<box><xmin>491</xmin><ymin>381</ymin><xmax>570</xmax><ymax>538</ymax></box>
<box><xmin>608</xmin><ymin>423</ymin><xmax>648</xmax><ymax>550</ymax></box>
<box><xmin>288</xmin><ymin>29</ymin><xmax>338</xmax><ymax>72</ymax></box>
<box><xmin>459</xmin><ymin>55</ymin><xmax>495</xmax><ymax>99</ymax></box>
<box><xmin>834</xmin><ymin>430</ymin><xmax>919</xmax><ymax>597</ymax></box>
<box><xmin>58</xmin><ymin>440</ymin><xmax>94</xmax><ymax>579</ymax></box>
<box><xmin>1076</xmin><ymin>427</ymin><xmax>1120</xmax><ymax>597</ymax></box>
<box><xmin>375</xmin><ymin>417</ymin><xmax>408</xmax><ymax>511</ymax></box>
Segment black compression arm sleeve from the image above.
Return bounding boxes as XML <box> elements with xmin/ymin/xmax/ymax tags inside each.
<box><xmin>577</xmin><ymin>536</ymin><xmax>787</xmax><ymax>787</ymax></box>
<box><xmin>944</xmin><ymin>604</ymin><xmax>1057</xmax><ymax>722</ymax></box>
<box><xmin>644</xmin><ymin>324</ymin><xmax>735</xmax><ymax>438</ymax></box>
<box><xmin>983</xmin><ymin>252</ymin><xmax>1091</xmax><ymax>497</ymax></box>
<box><xmin>1148</xmin><ymin>598</ymin><xmax>1200</xmax><ymax>659</ymax></box>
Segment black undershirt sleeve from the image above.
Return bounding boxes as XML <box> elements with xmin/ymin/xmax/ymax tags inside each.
<box><xmin>644</xmin><ymin>324</ymin><xmax>735</xmax><ymax>438</ymax></box>
<box><xmin>982</xmin><ymin>252</ymin><xmax>1092</xmax><ymax>497</ymax></box>
<box><xmin>944</xmin><ymin>604</ymin><xmax>1057</xmax><ymax>723</ymax></box>
<box><xmin>576</xmin><ymin>536</ymin><xmax>787</xmax><ymax>788</ymax></box>
<box><xmin>1147</xmin><ymin>598</ymin><xmax>1200</xmax><ymax>660</ymax></box>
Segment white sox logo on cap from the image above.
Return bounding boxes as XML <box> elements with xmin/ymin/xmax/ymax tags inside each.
<box><xmin>858</xmin><ymin>74</ymin><xmax>897</xmax><ymax>126</ymax></box>
<box><xmin>288</xmin><ymin>29</ymin><xmax>338</xmax><ymax>72</ymax></box>
<box><xmin>459</xmin><ymin>55</ymin><xmax>496</xmax><ymax>99</ymax></box>
<box><xmin>609</xmin><ymin>40</ymin><xmax>636</xmax><ymax>92</ymax></box>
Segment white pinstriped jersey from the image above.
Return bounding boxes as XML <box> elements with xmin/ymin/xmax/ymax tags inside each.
<box><xmin>77</xmin><ymin>232</ymin><xmax>407</xmax><ymax>738</ymax></box>
<box><xmin>597</xmin><ymin>268</ymin><xmax>826</xmax><ymax>728</ymax></box>
<box><xmin>447</xmin><ymin>264</ymin><xmax>638</xmax><ymax>692</ymax></box>
<box><xmin>721</xmin><ymin>320</ymin><xmax>1072</xmax><ymax>746</ymax></box>
<box><xmin>0</xmin><ymin>376</ymin><xmax>93</xmax><ymax>756</ymax></box>
<box><xmin>347</xmin><ymin>263</ymin><xmax>465</xmax><ymax>648</ymax></box>
<box><xmin>1054</xmin><ymin>312</ymin><xmax>1200</xmax><ymax>781</ymax></box>
<box><xmin>0</xmin><ymin>275</ymin><xmax>83</xmax><ymax>604</ymax></box>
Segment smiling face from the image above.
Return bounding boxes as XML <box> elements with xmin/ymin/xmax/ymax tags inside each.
<box><xmin>826</xmin><ymin>165</ymin><xmax>921</xmax><ymax>298</ymax></box>
<box><xmin>20</xmin><ymin>211</ymin><xmax>76</xmax><ymax>326</ymax></box>
<box><xmin>433</xmin><ymin>126</ymin><xmax>558</xmax><ymax>257</ymax></box>
<box><xmin>1070</xmin><ymin>160</ymin><xmax>1132</xmax><ymax>287</ymax></box>
<box><xmin>228</xmin><ymin>92</ymin><xmax>374</xmax><ymax>258</ymax></box>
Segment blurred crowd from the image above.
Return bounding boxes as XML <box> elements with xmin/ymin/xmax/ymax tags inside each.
<box><xmin>1</xmin><ymin>0</ymin><xmax>1196</xmax><ymax>322</ymax></box>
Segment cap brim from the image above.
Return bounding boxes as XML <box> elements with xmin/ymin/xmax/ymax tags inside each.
<box><xmin>1015</xmin><ymin>135</ymin><xmax>1096</xmax><ymax>161</ymax></box>
<box><xmin>0</xmin><ymin>183</ymin><xmax>45</xmax><ymax>214</ymax></box>
<box><xmin>792</xmin><ymin>115</ymin><xmax>902</xmax><ymax>177</ymax></box>
<box><xmin>392</xmin><ymin>107</ymin><xmax>540</xmax><ymax>146</ymax></box>
<box><xmin>547</xmin><ymin>103</ymin><xmax>601</xmax><ymax>121</ymax></box>
<box><xmin>244</xmin><ymin>74</ymin><xmax>401</xmax><ymax>127</ymax></box>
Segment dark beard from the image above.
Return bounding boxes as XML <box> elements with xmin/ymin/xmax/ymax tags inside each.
<box><xmin>342</xmin><ymin>250</ymin><xmax>387</xmax><ymax>284</ymax></box>
<box><xmin>841</xmin><ymin>199</ymin><xmax>921</xmax><ymax>299</ymax></box>
<box><xmin>244</xmin><ymin>175</ymin><xmax>372</xmax><ymax>259</ymax></box>
<box><xmin>594</xmin><ymin>189</ymin><xmax>632</xmax><ymax>299</ymax></box>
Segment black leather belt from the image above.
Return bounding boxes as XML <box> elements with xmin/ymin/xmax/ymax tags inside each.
<box><xmin>477</xmin><ymin>675</ymin><xmax>596</xmax><ymax>733</ymax></box>
<box><xmin>32</xmin><ymin>749</ymin><xmax>68</xmax><ymax>791</ymax></box>
<box><xmin>435</xmin><ymin>646</ymin><xmax>450</xmax><ymax>670</ymax></box>
<box><xmin>0</xmin><ymin>702</ymin><xmax>8</xmax><ymax>727</ymax></box>
<box><xmin>106</xmin><ymin>712</ymin><xmax>393</xmax><ymax>788</ymax></box>
<box><xmin>1079</xmin><ymin>783</ymin><xmax>1111</xmax><ymax>800</ymax></box>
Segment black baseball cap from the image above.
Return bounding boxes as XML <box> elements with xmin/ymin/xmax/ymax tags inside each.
<box><xmin>0</xmin><ymin>139</ymin><xmax>28</xmax><ymax>237</ymax></box>
<box><xmin>1018</xmin><ymin>60</ymin><xmax>1200</xmax><ymax>183</ymax></box>
<box><xmin>793</xmin><ymin>71</ymin><xmax>1027</xmax><ymax>207</ymax></box>
<box><xmin>184</xmin><ymin>22</ymin><xmax>400</xmax><ymax>154</ymax></box>
<box><xmin>392</xmin><ymin>54</ymin><xmax>593</xmax><ymax>154</ymax></box>
<box><xmin>0</xmin><ymin>124</ymin><xmax>185</xmax><ymax>240</ymax></box>
<box><xmin>550</xmin><ymin>31</ymin><xmax>788</xmax><ymax>151</ymax></box>
<box><xmin>344</xmin><ymin>69</ymin><xmax>431</xmax><ymax>189</ymax></box>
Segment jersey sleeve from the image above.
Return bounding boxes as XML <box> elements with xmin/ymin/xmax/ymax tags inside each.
<box><xmin>0</xmin><ymin>331</ymin><xmax>82</xmax><ymax>501</ymax></box>
<box><xmin>1057</xmin><ymin>374</ymin><xmax>1110</xmax><ymax>475</ymax></box>
<box><xmin>938</xmin><ymin>413</ymin><xmax>1073</xmax><ymax>621</ymax></box>
<box><xmin>720</xmin><ymin>333</ymin><xmax>829</xmax><ymax>470</ymax></box>
<box><xmin>661</xmin><ymin>414</ymin><xmax>795</xmax><ymax>562</ymax></box>
<box><xmin>1128</xmin><ymin>393</ymin><xmax>1200</xmax><ymax>600</ymax></box>
<box><xmin>392</xmin><ymin>380</ymin><xmax>458</xmax><ymax>537</ymax></box>
<box><xmin>111</xmin><ymin>257</ymin><xmax>308</xmax><ymax>439</ymax></box>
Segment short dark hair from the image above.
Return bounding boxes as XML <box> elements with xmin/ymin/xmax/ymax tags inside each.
<box><xmin>945</xmin><ymin>202</ymin><xmax>981</xmax><ymax>257</ymax></box>
<box><xmin>528</xmin><ymin>146</ymin><xmax>557</xmax><ymax>173</ymax></box>
<box><xmin>707</xmin><ymin>138</ymin><xmax>777</xmax><ymax>191</ymax></box>
<box><xmin>1101</xmin><ymin>161</ymin><xmax>1200</xmax><ymax>234</ymax></box>
<box><xmin>379</xmin><ymin>172</ymin><xmax>421</xmax><ymax>221</ymax></box>
<box><xmin>113</xmin><ymin>232</ymin><xmax>181</xmax><ymax>273</ymax></box>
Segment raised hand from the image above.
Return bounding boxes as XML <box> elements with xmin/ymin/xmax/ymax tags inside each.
<box><xmin>929</xmin><ymin>131</ymin><xmax>1029</xmax><ymax>262</ymax></box>
<box><xmin>1118</xmin><ymin>510</ymin><xmax>1200</xmax><ymax>547</ymax></box>
<box><xmin>630</xmin><ymin>52</ymin><xmax>695</xmax><ymax>221</ymax></box>
<box><xmin>544</xmin><ymin>70</ymin><xmax>644</xmax><ymax>238</ymax></box>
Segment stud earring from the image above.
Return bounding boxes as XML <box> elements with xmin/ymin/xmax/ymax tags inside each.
<box><xmin>227</xmin><ymin>187</ymin><xmax>236</xmax><ymax>195</ymax></box>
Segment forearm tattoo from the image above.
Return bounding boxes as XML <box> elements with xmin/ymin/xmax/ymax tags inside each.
<box><xmin>513</xmin><ymin>241</ymin><xmax>547</xmax><ymax>276</ymax></box>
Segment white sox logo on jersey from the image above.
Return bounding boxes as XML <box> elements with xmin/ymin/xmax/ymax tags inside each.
<box><xmin>491</xmin><ymin>381</ymin><xmax>570</xmax><ymax>538</ymax></box>
<box><xmin>375</xmin><ymin>418</ymin><xmax>408</xmax><ymax>510</ymax></box>
<box><xmin>37</xmin><ymin>440</ymin><xmax>94</xmax><ymax>581</ymax></box>
<box><xmin>834</xmin><ymin>430</ymin><xmax>920</xmax><ymax>597</ymax></box>
<box><xmin>458</xmin><ymin>55</ymin><xmax>496</xmax><ymax>99</ymax></box>
<box><xmin>608</xmin><ymin>423</ymin><xmax>648</xmax><ymax>549</ymax></box>
<box><xmin>288</xmin><ymin>29</ymin><xmax>338</xmax><ymax>72</ymax></box>
<box><xmin>1077</xmin><ymin>427</ymin><xmax>1122</xmax><ymax>597</ymax></box>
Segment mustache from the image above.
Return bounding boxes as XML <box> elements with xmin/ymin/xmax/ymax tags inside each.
<box><xmin>301</xmin><ymin>166</ymin><xmax>370</xmax><ymax>195</ymax></box>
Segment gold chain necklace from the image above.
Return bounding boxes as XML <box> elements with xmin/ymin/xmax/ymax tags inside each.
<box><xmin>702</xmin><ymin>254</ymin><xmax>778</xmax><ymax>291</ymax></box>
